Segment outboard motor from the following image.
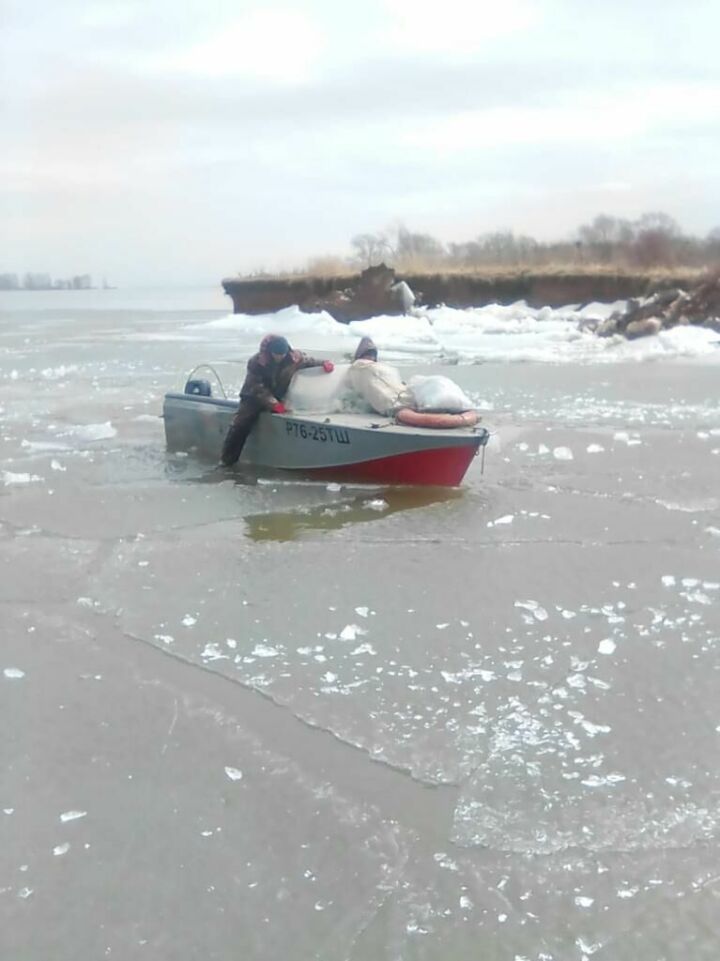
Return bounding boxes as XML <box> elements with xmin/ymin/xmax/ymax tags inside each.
<box><xmin>184</xmin><ymin>378</ymin><xmax>212</xmax><ymax>397</ymax></box>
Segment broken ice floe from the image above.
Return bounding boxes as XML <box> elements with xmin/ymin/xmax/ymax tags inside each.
<box><xmin>201</xmin><ymin>643</ymin><xmax>228</xmax><ymax>661</ymax></box>
<box><xmin>586</xmin><ymin>444</ymin><xmax>605</xmax><ymax>453</ymax></box>
<box><xmin>53</xmin><ymin>843</ymin><xmax>70</xmax><ymax>857</ymax></box>
<box><xmin>58</xmin><ymin>422</ymin><xmax>116</xmax><ymax>442</ymax></box>
<box><xmin>2</xmin><ymin>471</ymin><xmax>42</xmax><ymax>486</ymax></box>
<box><xmin>339</xmin><ymin>624</ymin><xmax>367</xmax><ymax>642</ymax></box>
<box><xmin>614</xmin><ymin>431</ymin><xmax>642</xmax><ymax>446</ymax></box>
<box><xmin>514</xmin><ymin>600</ymin><xmax>549</xmax><ymax>621</ymax></box>
<box><xmin>3</xmin><ymin>668</ymin><xmax>25</xmax><ymax>679</ymax></box>
<box><xmin>598</xmin><ymin>639</ymin><xmax>616</xmax><ymax>655</ymax></box>
<box><xmin>60</xmin><ymin>810</ymin><xmax>87</xmax><ymax>822</ymax></box>
<box><xmin>487</xmin><ymin>514</ymin><xmax>514</xmax><ymax>527</ymax></box>
<box><xmin>351</xmin><ymin>643</ymin><xmax>376</xmax><ymax>656</ymax></box>
<box><xmin>224</xmin><ymin>766</ymin><xmax>243</xmax><ymax>781</ymax></box>
<box><xmin>553</xmin><ymin>447</ymin><xmax>573</xmax><ymax>461</ymax></box>
<box><xmin>581</xmin><ymin>773</ymin><xmax>626</xmax><ymax>787</ymax></box>
<box><xmin>252</xmin><ymin>643</ymin><xmax>280</xmax><ymax>658</ymax></box>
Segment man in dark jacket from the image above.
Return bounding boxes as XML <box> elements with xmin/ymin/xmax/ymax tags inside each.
<box><xmin>221</xmin><ymin>334</ymin><xmax>334</xmax><ymax>466</ymax></box>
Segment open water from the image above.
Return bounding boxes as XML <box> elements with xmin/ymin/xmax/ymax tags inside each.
<box><xmin>2</xmin><ymin>287</ymin><xmax>720</xmax><ymax>959</ymax></box>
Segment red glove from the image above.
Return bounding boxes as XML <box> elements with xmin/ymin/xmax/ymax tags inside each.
<box><xmin>270</xmin><ymin>402</ymin><xmax>287</xmax><ymax>413</ymax></box>
<box><xmin>322</xmin><ymin>360</ymin><xmax>334</xmax><ymax>373</ymax></box>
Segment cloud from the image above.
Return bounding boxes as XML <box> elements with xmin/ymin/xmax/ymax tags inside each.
<box><xmin>149</xmin><ymin>7</ymin><xmax>328</xmax><ymax>83</ymax></box>
<box><xmin>382</xmin><ymin>0</ymin><xmax>539</xmax><ymax>54</ymax></box>
<box><xmin>3</xmin><ymin>0</ymin><xmax>720</xmax><ymax>281</ymax></box>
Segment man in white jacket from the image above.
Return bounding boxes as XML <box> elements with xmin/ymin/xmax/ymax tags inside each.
<box><xmin>347</xmin><ymin>337</ymin><xmax>411</xmax><ymax>416</ymax></box>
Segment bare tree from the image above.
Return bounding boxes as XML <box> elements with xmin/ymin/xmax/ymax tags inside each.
<box><xmin>395</xmin><ymin>227</ymin><xmax>445</xmax><ymax>266</ymax></box>
<box><xmin>350</xmin><ymin>232</ymin><xmax>393</xmax><ymax>268</ymax></box>
<box><xmin>577</xmin><ymin>215</ymin><xmax>634</xmax><ymax>262</ymax></box>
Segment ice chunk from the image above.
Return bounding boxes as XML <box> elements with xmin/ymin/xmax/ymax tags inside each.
<box><xmin>53</xmin><ymin>843</ymin><xmax>70</xmax><ymax>857</ymax></box>
<box><xmin>514</xmin><ymin>600</ymin><xmax>548</xmax><ymax>621</ymax></box>
<box><xmin>61</xmin><ymin>421</ymin><xmax>116</xmax><ymax>442</ymax></box>
<box><xmin>339</xmin><ymin>624</ymin><xmax>366</xmax><ymax>641</ymax></box>
<box><xmin>201</xmin><ymin>643</ymin><xmax>228</xmax><ymax>661</ymax></box>
<box><xmin>224</xmin><ymin>766</ymin><xmax>243</xmax><ymax>781</ymax></box>
<box><xmin>252</xmin><ymin>643</ymin><xmax>280</xmax><ymax>658</ymax></box>
<box><xmin>598</xmin><ymin>639</ymin><xmax>616</xmax><ymax>655</ymax></box>
<box><xmin>60</xmin><ymin>810</ymin><xmax>87</xmax><ymax>822</ymax></box>
<box><xmin>488</xmin><ymin>514</ymin><xmax>514</xmax><ymax>526</ymax></box>
<box><xmin>3</xmin><ymin>668</ymin><xmax>25</xmax><ymax>679</ymax></box>
<box><xmin>2</xmin><ymin>471</ymin><xmax>42</xmax><ymax>486</ymax></box>
<box><xmin>553</xmin><ymin>446</ymin><xmax>573</xmax><ymax>461</ymax></box>
<box><xmin>351</xmin><ymin>643</ymin><xmax>376</xmax><ymax>656</ymax></box>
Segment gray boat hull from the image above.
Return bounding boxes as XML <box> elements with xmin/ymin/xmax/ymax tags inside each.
<box><xmin>163</xmin><ymin>392</ymin><xmax>488</xmax><ymax>486</ymax></box>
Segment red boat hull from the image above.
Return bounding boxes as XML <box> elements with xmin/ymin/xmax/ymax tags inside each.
<box><xmin>305</xmin><ymin>443</ymin><xmax>479</xmax><ymax>486</ymax></box>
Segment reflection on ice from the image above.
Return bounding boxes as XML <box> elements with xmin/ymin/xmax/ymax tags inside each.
<box><xmin>244</xmin><ymin>486</ymin><xmax>462</xmax><ymax>541</ymax></box>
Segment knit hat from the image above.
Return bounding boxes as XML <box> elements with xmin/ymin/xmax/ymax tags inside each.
<box><xmin>267</xmin><ymin>335</ymin><xmax>290</xmax><ymax>356</ymax></box>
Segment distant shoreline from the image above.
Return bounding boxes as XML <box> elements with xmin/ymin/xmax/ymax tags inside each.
<box><xmin>222</xmin><ymin>265</ymin><xmax>706</xmax><ymax>318</ymax></box>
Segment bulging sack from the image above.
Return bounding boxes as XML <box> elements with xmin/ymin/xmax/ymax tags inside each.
<box><xmin>348</xmin><ymin>361</ymin><xmax>408</xmax><ymax>416</ymax></box>
<box><xmin>407</xmin><ymin>375</ymin><xmax>474</xmax><ymax>413</ymax></box>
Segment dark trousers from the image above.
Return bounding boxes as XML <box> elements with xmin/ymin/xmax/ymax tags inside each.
<box><xmin>221</xmin><ymin>400</ymin><xmax>262</xmax><ymax>466</ymax></box>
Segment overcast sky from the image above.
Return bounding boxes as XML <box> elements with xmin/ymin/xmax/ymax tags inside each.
<box><xmin>2</xmin><ymin>0</ymin><xmax>719</xmax><ymax>285</ymax></box>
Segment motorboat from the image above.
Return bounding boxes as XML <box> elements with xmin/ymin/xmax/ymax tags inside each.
<box><xmin>163</xmin><ymin>364</ymin><xmax>489</xmax><ymax>486</ymax></box>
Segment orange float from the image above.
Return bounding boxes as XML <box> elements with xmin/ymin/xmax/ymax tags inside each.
<box><xmin>395</xmin><ymin>407</ymin><xmax>480</xmax><ymax>430</ymax></box>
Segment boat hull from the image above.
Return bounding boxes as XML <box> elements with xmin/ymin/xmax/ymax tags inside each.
<box><xmin>163</xmin><ymin>393</ymin><xmax>487</xmax><ymax>486</ymax></box>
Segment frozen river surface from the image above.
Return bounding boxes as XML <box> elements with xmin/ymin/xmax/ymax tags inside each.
<box><xmin>2</xmin><ymin>288</ymin><xmax>720</xmax><ymax>959</ymax></box>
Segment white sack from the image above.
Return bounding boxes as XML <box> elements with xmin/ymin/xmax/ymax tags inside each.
<box><xmin>285</xmin><ymin>364</ymin><xmax>351</xmax><ymax>412</ymax></box>
<box><xmin>407</xmin><ymin>375</ymin><xmax>474</xmax><ymax>413</ymax></box>
<box><xmin>348</xmin><ymin>360</ymin><xmax>409</xmax><ymax>416</ymax></box>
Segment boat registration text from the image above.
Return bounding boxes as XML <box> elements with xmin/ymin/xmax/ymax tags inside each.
<box><xmin>285</xmin><ymin>420</ymin><xmax>351</xmax><ymax>445</ymax></box>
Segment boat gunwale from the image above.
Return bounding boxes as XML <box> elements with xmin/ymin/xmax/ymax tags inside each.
<box><xmin>163</xmin><ymin>392</ymin><xmax>488</xmax><ymax>443</ymax></box>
